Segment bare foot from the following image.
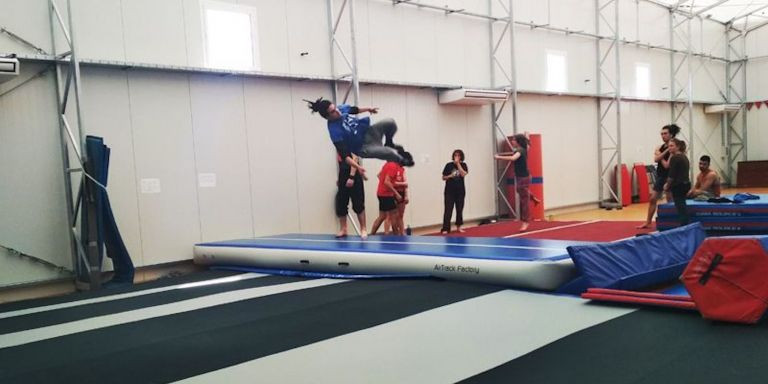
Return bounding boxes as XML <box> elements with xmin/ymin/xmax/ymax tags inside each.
<box><xmin>439</xmin><ymin>229</ymin><xmax>449</xmax><ymax>235</ymax></box>
<box><xmin>456</xmin><ymin>227</ymin><xmax>466</xmax><ymax>233</ymax></box>
<box><xmin>636</xmin><ymin>223</ymin><xmax>650</xmax><ymax>229</ymax></box>
<box><xmin>360</xmin><ymin>231</ymin><xmax>368</xmax><ymax>240</ymax></box>
<box><xmin>519</xmin><ymin>222</ymin><xmax>529</xmax><ymax>232</ymax></box>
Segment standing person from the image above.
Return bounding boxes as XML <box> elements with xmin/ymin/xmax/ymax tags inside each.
<box><xmin>495</xmin><ymin>134</ymin><xmax>540</xmax><ymax>232</ymax></box>
<box><xmin>370</xmin><ymin>151</ymin><xmax>413</xmax><ymax>235</ymax></box>
<box><xmin>441</xmin><ymin>149</ymin><xmax>469</xmax><ymax>234</ymax></box>
<box><xmin>392</xmin><ymin>151</ymin><xmax>412</xmax><ymax>235</ymax></box>
<box><xmin>638</xmin><ymin>123</ymin><xmax>680</xmax><ymax>229</ymax></box>
<box><xmin>688</xmin><ymin>155</ymin><xmax>721</xmax><ymax>199</ymax></box>
<box><xmin>334</xmin><ymin>154</ymin><xmax>367</xmax><ymax>239</ymax></box>
<box><xmin>663</xmin><ymin>138</ymin><xmax>691</xmax><ymax>226</ymax></box>
<box><xmin>370</xmin><ymin>159</ymin><xmax>404</xmax><ymax>236</ymax></box>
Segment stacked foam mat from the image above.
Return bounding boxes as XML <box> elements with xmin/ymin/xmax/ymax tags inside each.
<box><xmin>657</xmin><ymin>194</ymin><xmax>768</xmax><ymax>233</ymax></box>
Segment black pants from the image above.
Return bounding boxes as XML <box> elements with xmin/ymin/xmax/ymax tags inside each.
<box><xmin>671</xmin><ymin>182</ymin><xmax>691</xmax><ymax>226</ymax></box>
<box><xmin>335</xmin><ymin>165</ymin><xmax>364</xmax><ymax>217</ymax></box>
<box><xmin>442</xmin><ymin>192</ymin><xmax>465</xmax><ymax>232</ymax></box>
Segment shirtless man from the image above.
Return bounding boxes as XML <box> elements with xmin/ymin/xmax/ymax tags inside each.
<box><xmin>688</xmin><ymin>155</ymin><xmax>721</xmax><ymax>199</ymax></box>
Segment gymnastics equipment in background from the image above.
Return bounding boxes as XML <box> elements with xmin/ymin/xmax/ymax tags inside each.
<box><xmin>633</xmin><ymin>162</ymin><xmax>650</xmax><ymax>203</ymax></box>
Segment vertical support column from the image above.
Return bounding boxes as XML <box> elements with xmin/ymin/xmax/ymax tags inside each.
<box><xmin>327</xmin><ymin>0</ymin><xmax>360</xmax><ymax>105</ymax></box>
<box><xmin>48</xmin><ymin>0</ymin><xmax>100</xmax><ymax>290</ymax></box>
<box><xmin>327</xmin><ymin>0</ymin><xmax>362</xmax><ymax>234</ymax></box>
<box><xmin>489</xmin><ymin>0</ymin><xmax>517</xmax><ymax>218</ymax></box>
<box><xmin>669</xmin><ymin>9</ymin><xmax>694</xmax><ymax>169</ymax></box>
<box><xmin>724</xmin><ymin>25</ymin><xmax>747</xmax><ymax>185</ymax></box>
<box><xmin>596</xmin><ymin>0</ymin><xmax>623</xmax><ymax>208</ymax></box>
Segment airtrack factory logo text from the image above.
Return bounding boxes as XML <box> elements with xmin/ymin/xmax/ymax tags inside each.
<box><xmin>434</xmin><ymin>264</ymin><xmax>480</xmax><ymax>275</ymax></box>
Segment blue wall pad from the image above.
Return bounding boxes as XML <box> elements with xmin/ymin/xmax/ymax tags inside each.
<box><xmin>195</xmin><ymin>234</ymin><xmax>594</xmax><ymax>291</ymax></box>
<box><xmin>565</xmin><ymin>223</ymin><xmax>706</xmax><ymax>292</ymax></box>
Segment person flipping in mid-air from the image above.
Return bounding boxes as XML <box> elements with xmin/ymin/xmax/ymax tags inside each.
<box><xmin>306</xmin><ymin>97</ymin><xmax>413</xmax><ymax>179</ymax></box>
<box><xmin>306</xmin><ymin>97</ymin><xmax>413</xmax><ymax>239</ymax></box>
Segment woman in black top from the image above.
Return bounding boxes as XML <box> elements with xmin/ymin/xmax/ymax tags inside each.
<box><xmin>441</xmin><ymin>149</ymin><xmax>468</xmax><ymax>234</ymax></box>
<box><xmin>495</xmin><ymin>133</ymin><xmax>540</xmax><ymax>232</ymax></box>
<box><xmin>663</xmin><ymin>138</ymin><xmax>691</xmax><ymax>226</ymax></box>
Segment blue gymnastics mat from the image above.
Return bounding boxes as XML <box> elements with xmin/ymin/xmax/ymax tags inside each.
<box><xmin>195</xmin><ymin>234</ymin><xmax>594</xmax><ymax>291</ymax></box>
<box><xmin>658</xmin><ymin>194</ymin><xmax>768</xmax><ymax>233</ymax></box>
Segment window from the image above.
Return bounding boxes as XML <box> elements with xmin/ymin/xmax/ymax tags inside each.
<box><xmin>202</xmin><ymin>1</ymin><xmax>260</xmax><ymax>70</ymax></box>
<box><xmin>635</xmin><ymin>63</ymin><xmax>650</xmax><ymax>98</ymax></box>
<box><xmin>545</xmin><ymin>50</ymin><xmax>567</xmax><ymax>93</ymax></box>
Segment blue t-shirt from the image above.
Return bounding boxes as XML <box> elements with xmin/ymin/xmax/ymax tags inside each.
<box><xmin>326</xmin><ymin>104</ymin><xmax>370</xmax><ymax>154</ymax></box>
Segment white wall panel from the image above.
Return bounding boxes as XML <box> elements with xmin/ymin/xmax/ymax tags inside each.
<box><xmin>638</xmin><ymin>2</ymin><xmax>670</xmax><ymax>48</ymax></box>
<box><xmin>121</xmin><ymin>0</ymin><xmax>189</xmax><ymax>66</ymax></box>
<box><xmin>747</xmin><ymin>60</ymin><xmax>768</xmax><ymax>101</ymax></box>
<box><xmin>0</xmin><ymin>0</ymin><xmax>52</xmax><ymax>54</ymax></box>
<box><xmin>746</xmin><ymin>27</ymin><xmax>768</xmax><ymax>101</ymax></box>
<box><xmin>689</xmin><ymin>105</ymin><xmax>726</xmax><ymax>175</ymax></box>
<box><xmin>403</xmin><ymin>88</ymin><xmax>444</xmax><ymax>226</ymax></box>
<box><xmin>435</xmin><ymin>14</ymin><xmax>466</xmax><ymax>86</ymax></box>
<box><xmin>620</xmin><ymin>48</ymin><xmax>670</xmax><ymax>100</ymax></box>
<box><xmin>289</xmin><ymin>81</ymin><xmax>340</xmax><ymax>233</ymax></box>
<box><xmin>364</xmin><ymin>1</ymin><xmax>406</xmax><ymax>82</ymax></box>
<box><xmin>747</xmin><ymin>108</ymin><xmax>768</xmax><ymax>160</ymax></box>
<box><xmin>402</xmin><ymin>9</ymin><xmax>438</xmax><ymax>84</ymax></box>
<box><xmin>516</xmin><ymin>95</ymin><xmax>599</xmax><ymax>208</ymax></box>
<box><xmin>512</xmin><ymin>0</ymin><xmax>548</xmax><ymax>26</ymax></box>
<box><xmin>692</xmin><ymin>59</ymin><xmax>726</xmax><ymax>103</ymax></box>
<box><xmin>618</xmin><ymin>0</ymin><xmax>640</xmax><ymax>43</ymax></box>
<box><xmin>699</xmin><ymin>18</ymin><xmax>726</xmax><ymax>57</ymax></box>
<box><xmin>551</xmin><ymin>0</ymin><xmax>595</xmax><ymax>34</ymax></box>
<box><xmin>463</xmin><ymin>18</ymin><xmax>492</xmax><ymax>87</ymax></box>
<box><xmin>285</xmin><ymin>0</ymin><xmax>331</xmax><ymax>77</ymax></box>
<box><xmin>236</xmin><ymin>0</ymin><xmax>291</xmax><ymax>74</ymax></box>
<box><xmin>79</xmin><ymin>68</ymin><xmax>144</xmax><ymax>266</ymax></box>
<box><xmin>462</xmin><ymin>105</ymin><xmax>495</xmax><ymax>218</ymax></box>
<box><xmin>243</xmin><ymin>78</ymin><xmax>302</xmax><ymax>235</ymax></box>
<box><xmin>189</xmin><ymin>74</ymin><xmax>254</xmax><ymax>241</ymax></box>
<box><xmin>0</xmin><ymin>65</ymin><xmax>69</xmax><ymax>271</ymax></box>
<box><xmin>127</xmin><ymin>71</ymin><xmax>201</xmax><ymax>264</ymax></box>
<box><xmin>72</xmin><ymin>0</ymin><xmax>126</xmax><ymax>61</ymax></box>
<box><xmin>181</xmin><ymin>0</ymin><xmax>208</xmax><ymax>68</ymax></box>
<box><xmin>516</xmin><ymin>30</ymin><xmax>596</xmax><ymax>95</ymax></box>
<box><xmin>619</xmin><ymin>100</ymin><xmax>670</xmax><ymax>168</ymax></box>
<box><xmin>746</xmin><ymin>26</ymin><xmax>768</xmax><ymax>57</ymax></box>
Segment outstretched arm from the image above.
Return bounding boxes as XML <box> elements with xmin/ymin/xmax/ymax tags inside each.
<box><xmin>495</xmin><ymin>152</ymin><xmax>521</xmax><ymax>162</ymax></box>
<box><xmin>334</xmin><ymin>141</ymin><xmax>366</xmax><ymax>175</ymax></box>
